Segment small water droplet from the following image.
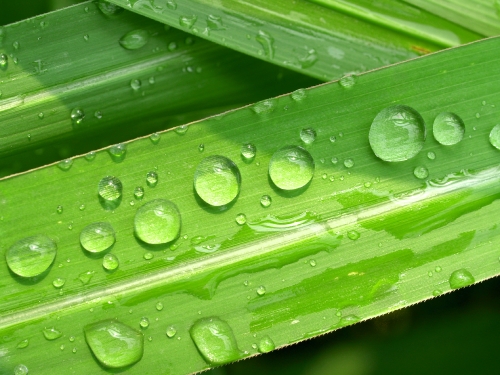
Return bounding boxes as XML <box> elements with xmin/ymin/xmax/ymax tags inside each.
<box><xmin>413</xmin><ymin>166</ymin><xmax>429</xmax><ymax>179</ymax></box>
<box><xmin>256</xmin><ymin>285</ymin><xmax>266</xmax><ymax>295</ymax></box>
<box><xmin>155</xmin><ymin>302</ymin><xmax>164</xmax><ymax>311</ymax></box>
<box><xmin>489</xmin><ymin>124</ymin><xmax>500</xmax><ymax>150</ymax></box>
<box><xmin>432</xmin><ymin>289</ymin><xmax>442</xmax><ymax>296</ymax></box>
<box><xmin>435</xmin><ymin>266</ymin><xmax>442</xmax><ymax>273</ymax></box>
<box><xmin>258</xmin><ymin>335</ymin><xmax>275</xmax><ymax>353</ymax></box>
<box><xmin>132</xmin><ymin>186</ymin><xmax>144</xmax><ymax>201</ymax></box>
<box><xmin>260</xmin><ymin>195</ymin><xmax>272</xmax><ymax>208</ymax></box>
<box><xmin>190</xmin><ymin>317</ymin><xmax>241</xmax><ymax>365</ymax></box>
<box><xmin>194</xmin><ymin>155</ymin><xmax>241</xmax><ymax>206</ymax></box>
<box><xmin>300</xmin><ymin>128</ymin><xmax>316</xmax><ymax>144</ymax></box>
<box><xmin>56</xmin><ymin>205</ymin><xmax>63</xmax><ymax>214</ymax></box>
<box><xmin>329</xmin><ymin>135</ymin><xmax>336</xmax><ymax>143</ymax></box>
<box><xmin>57</xmin><ymin>158</ymin><xmax>73</xmax><ymax>171</ymax></box>
<box><xmin>52</xmin><ymin>277</ymin><xmax>66</xmax><ymax>288</ymax></box>
<box><xmin>198</xmin><ymin>144</ymin><xmax>205</xmax><ymax>152</ymax></box>
<box><xmin>339</xmin><ymin>74</ymin><xmax>357</xmax><ymax>89</ymax></box>
<box><xmin>206</xmin><ymin>14</ymin><xmax>225</xmax><ymax>32</ymax></box>
<box><xmin>432</xmin><ymin>112</ymin><xmax>465</xmax><ymax>145</ymax></box>
<box><xmin>0</xmin><ymin>53</ymin><xmax>8</xmax><ymax>68</ymax></box>
<box><xmin>291</xmin><ymin>88</ymin><xmax>307</xmax><ymax>101</ymax></box>
<box><xmin>14</xmin><ymin>364</ymin><xmax>28</xmax><ymax>375</ymax></box>
<box><xmin>13</xmin><ymin>41</ymin><xmax>20</xmax><ymax>50</ymax></box>
<box><xmin>347</xmin><ymin>230</ymin><xmax>360</xmax><ymax>240</ymax></box>
<box><xmin>102</xmin><ymin>253</ymin><xmax>119</xmax><ymax>271</ymax></box>
<box><xmin>6</xmin><ymin>235</ymin><xmax>57</xmax><ymax>277</ymax></box>
<box><xmin>139</xmin><ymin>317</ymin><xmax>150</xmax><ymax>328</ymax></box>
<box><xmin>43</xmin><ymin>327</ymin><xmax>63</xmax><ymax>340</ymax></box>
<box><xmin>143</xmin><ymin>252</ymin><xmax>154</xmax><ymax>260</ymax></box>
<box><xmin>449</xmin><ymin>269</ymin><xmax>475</xmax><ymax>289</ymax></box>
<box><xmin>427</xmin><ymin>151</ymin><xmax>436</xmax><ymax>160</ymax></box>
<box><xmin>166</xmin><ymin>326</ymin><xmax>177</xmax><ymax>338</ymax></box>
<box><xmin>252</xmin><ymin>99</ymin><xmax>276</xmax><ymax>114</ymax></box>
<box><xmin>16</xmin><ymin>339</ymin><xmax>29</xmax><ymax>349</ymax></box>
<box><xmin>108</xmin><ymin>143</ymin><xmax>127</xmax><ymax>162</ymax></box>
<box><xmin>119</xmin><ymin>29</ymin><xmax>149</xmax><ymax>50</ymax></box>
<box><xmin>83</xmin><ymin>34</ymin><xmax>89</xmax><ymax>41</ymax></box>
<box><xmin>235</xmin><ymin>213</ymin><xmax>247</xmax><ymax>225</ymax></box>
<box><xmin>241</xmin><ymin>143</ymin><xmax>256</xmax><ymax>161</ymax></box>
<box><xmin>84</xmin><ymin>319</ymin><xmax>143</xmax><ymax>368</ymax></box>
<box><xmin>97</xmin><ymin>0</ymin><xmax>124</xmax><ymax>16</ymax></box>
<box><xmin>150</xmin><ymin>132</ymin><xmax>161</xmax><ymax>144</ymax></box>
<box><xmin>369</xmin><ymin>105</ymin><xmax>426</xmax><ymax>162</ymax></box>
<box><xmin>179</xmin><ymin>15</ymin><xmax>197</xmax><ymax>29</ymax></box>
<box><xmin>130</xmin><ymin>79</ymin><xmax>141</xmax><ymax>90</ymax></box>
<box><xmin>256</xmin><ymin>30</ymin><xmax>275</xmax><ymax>59</ymax></box>
<box><xmin>309</xmin><ymin>259</ymin><xmax>316</xmax><ymax>267</ymax></box>
<box><xmin>269</xmin><ymin>145</ymin><xmax>314</xmax><ymax>190</ymax></box>
<box><xmin>134</xmin><ymin>199</ymin><xmax>181</xmax><ymax>244</ymax></box>
<box><xmin>475</xmin><ymin>113</ymin><xmax>480</xmax><ymax>119</ymax></box>
<box><xmin>146</xmin><ymin>171</ymin><xmax>158</xmax><ymax>187</ymax></box>
<box><xmin>343</xmin><ymin>158</ymin><xmax>354</xmax><ymax>168</ymax></box>
<box><xmin>98</xmin><ymin>176</ymin><xmax>123</xmax><ymax>202</ymax></box>
<box><xmin>70</xmin><ymin>108</ymin><xmax>85</xmax><ymax>126</ymax></box>
<box><xmin>78</xmin><ymin>271</ymin><xmax>95</xmax><ymax>285</ymax></box>
<box><xmin>175</xmin><ymin>125</ymin><xmax>188</xmax><ymax>135</ymax></box>
<box><xmin>85</xmin><ymin>151</ymin><xmax>96</xmax><ymax>161</ymax></box>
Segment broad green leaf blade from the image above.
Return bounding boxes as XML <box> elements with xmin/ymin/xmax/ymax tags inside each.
<box><xmin>308</xmin><ymin>0</ymin><xmax>482</xmax><ymax>47</ymax></box>
<box><xmin>1</xmin><ymin>36</ymin><xmax>500</xmax><ymax>375</ymax></box>
<box><xmin>403</xmin><ymin>0</ymin><xmax>500</xmax><ymax>36</ymax></box>
<box><xmin>107</xmin><ymin>0</ymin><xmax>442</xmax><ymax>81</ymax></box>
<box><xmin>0</xmin><ymin>1</ymin><xmax>318</xmax><ymax>177</ymax></box>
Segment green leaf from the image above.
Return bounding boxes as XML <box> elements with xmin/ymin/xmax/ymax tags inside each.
<box><xmin>1</xmin><ymin>35</ymin><xmax>499</xmax><ymax>374</ymax></box>
<box><xmin>0</xmin><ymin>1</ymin><xmax>318</xmax><ymax>176</ymax></box>
<box><xmin>107</xmin><ymin>0</ymin><xmax>445</xmax><ymax>80</ymax></box>
<box><xmin>403</xmin><ymin>0</ymin><xmax>500</xmax><ymax>36</ymax></box>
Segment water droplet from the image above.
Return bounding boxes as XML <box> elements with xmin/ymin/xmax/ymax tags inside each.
<box><xmin>413</xmin><ymin>166</ymin><xmax>429</xmax><ymax>179</ymax></box>
<box><xmin>369</xmin><ymin>105</ymin><xmax>426</xmax><ymax>162</ymax></box>
<box><xmin>13</xmin><ymin>41</ymin><xmax>20</xmax><ymax>50</ymax></box>
<box><xmin>83</xmin><ymin>34</ymin><xmax>89</xmax><ymax>41</ymax></box>
<box><xmin>256</xmin><ymin>285</ymin><xmax>266</xmax><ymax>295</ymax></box>
<box><xmin>432</xmin><ymin>112</ymin><xmax>465</xmax><ymax>145</ymax></box>
<box><xmin>102</xmin><ymin>253</ymin><xmax>119</xmax><ymax>271</ymax></box>
<box><xmin>43</xmin><ymin>327</ymin><xmax>63</xmax><ymax>340</ymax></box>
<box><xmin>198</xmin><ymin>144</ymin><xmax>205</xmax><ymax>152</ymax></box>
<box><xmin>489</xmin><ymin>124</ymin><xmax>500</xmax><ymax>150</ymax></box>
<box><xmin>84</xmin><ymin>319</ymin><xmax>143</xmax><ymax>368</ymax></box>
<box><xmin>119</xmin><ymin>29</ymin><xmax>149</xmax><ymax>50</ymax></box>
<box><xmin>449</xmin><ymin>269</ymin><xmax>475</xmax><ymax>289</ymax></box>
<box><xmin>146</xmin><ymin>171</ymin><xmax>158</xmax><ymax>187</ymax></box>
<box><xmin>98</xmin><ymin>176</ymin><xmax>123</xmax><ymax>202</ymax></box>
<box><xmin>134</xmin><ymin>186</ymin><xmax>144</xmax><ymax>200</ymax></box>
<box><xmin>97</xmin><ymin>0</ymin><xmax>124</xmax><ymax>16</ymax></box>
<box><xmin>70</xmin><ymin>108</ymin><xmax>85</xmax><ymax>126</ymax></box>
<box><xmin>258</xmin><ymin>335</ymin><xmax>275</xmax><ymax>353</ymax></box>
<box><xmin>134</xmin><ymin>199</ymin><xmax>181</xmax><ymax>244</ymax></box>
<box><xmin>139</xmin><ymin>317</ymin><xmax>150</xmax><ymax>328</ymax></box>
<box><xmin>14</xmin><ymin>364</ymin><xmax>28</xmax><ymax>375</ymax></box>
<box><xmin>309</xmin><ymin>259</ymin><xmax>317</xmax><ymax>267</ymax></box>
<box><xmin>435</xmin><ymin>266</ymin><xmax>442</xmax><ymax>273</ymax></box>
<box><xmin>235</xmin><ymin>213</ymin><xmax>247</xmax><ymax>225</ymax></box>
<box><xmin>179</xmin><ymin>15</ymin><xmax>197</xmax><ymax>29</ymax></box>
<box><xmin>85</xmin><ymin>151</ymin><xmax>96</xmax><ymax>161</ymax></box>
<box><xmin>343</xmin><ymin>158</ymin><xmax>354</xmax><ymax>168</ymax></box>
<box><xmin>256</xmin><ymin>30</ymin><xmax>274</xmax><ymax>59</ymax></box>
<box><xmin>0</xmin><ymin>53</ymin><xmax>7</xmax><ymax>68</ymax></box>
<box><xmin>52</xmin><ymin>277</ymin><xmax>66</xmax><ymax>288</ymax></box>
<box><xmin>6</xmin><ymin>235</ymin><xmax>57</xmax><ymax>277</ymax></box>
<box><xmin>190</xmin><ymin>318</ymin><xmax>241</xmax><ymax>365</ymax></box>
<box><xmin>206</xmin><ymin>14</ymin><xmax>225</xmax><ymax>31</ymax></box>
<box><xmin>78</xmin><ymin>270</ymin><xmax>95</xmax><ymax>285</ymax></box>
<box><xmin>17</xmin><ymin>339</ymin><xmax>29</xmax><ymax>349</ymax></box>
<box><xmin>475</xmin><ymin>113</ymin><xmax>480</xmax><ymax>119</ymax></box>
<box><xmin>194</xmin><ymin>155</ymin><xmax>241</xmax><ymax>206</ymax></box>
<box><xmin>260</xmin><ymin>195</ymin><xmax>272</xmax><ymax>208</ymax></box>
<box><xmin>339</xmin><ymin>74</ymin><xmax>357</xmax><ymax>89</ymax></box>
<box><xmin>329</xmin><ymin>135</ymin><xmax>337</xmax><ymax>143</ymax></box>
<box><xmin>291</xmin><ymin>88</ymin><xmax>307</xmax><ymax>101</ymax></box>
<box><xmin>69</xmin><ymin>336</ymin><xmax>75</xmax><ymax>342</ymax></box>
<box><xmin>432</xmin><ymin>289</ymin><xmax>442</xmax><ymax>296</ymax></box>
<box><xmin>155</xmin><ymin>302</ymin><xmax>164</xmax><ymax>311</ymax></box>
<box><xmin>300</xmin><ymin>128</ymin><xmax>316</xmax><ymax>144</ymax></box>
<box><xmin>252</xmin><ymin>99</ymin><xmax>276</xmax><ymax>114</ymax></box>
<box><xmin>175</xmin><ymin>125</ymin><xmax>188</xmax><ymax>135</ymax></box>
<box><xmin>427</xmin><ymin>151</ymin><xmax>436</xmax><ymax>160</ymax></box>
<box><xmin>108</xmin><ymin>143</ymin><xmax>127</xmax><ymax>162</ymax></box>
<box><xmin>150</xmin><ymin>132</ymin><xmax>160</xmax><ymax>144</ymax></box>
<box><xmin>347</xmin><ymin>230</ymin><xmax>360</xmax><ymax>240</ymax></box>
<box><xmin>166</xmin><ymin>326</ymin><xmax>177</xmax><ymax>338</ymax></box>
<box><xmin>57</xmin><ymin>158</ymin><xmax>73</xmax><ymax>171</ymax></box>
<box><xmin>130</xmin><ymin>79</ymin><xmax>141</xmax><ymax>90</ymax></box>
<box><xmin>56</xmin><ymin>205</ymin><xmax>63</xmax><ymax>214</ymax></box>
<box><xmin>143</xmin><ymin>252</ymin><xmax>154</xmax><ymax>260</ymax></box>
<box><xmin>241</xmin><ymin>143</ymin><xmax>256</xmax><ymax>161</ymax></box>
<box><xmin>269</xmin><ymin>145</ymin><xmax>314</xmax><ymax>190</ymax></box>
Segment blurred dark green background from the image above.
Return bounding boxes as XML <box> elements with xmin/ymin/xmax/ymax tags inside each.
<box><xmin>2</xmin><ymin>2</ymin><xmax>499</xmax><ymax>375</ymax></box>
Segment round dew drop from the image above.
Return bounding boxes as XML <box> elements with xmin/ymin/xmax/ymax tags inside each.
<box><xmin>119</xmin><ymin>29</ymin><xmax>149</xmax><ymax>50</ymax></box>
<box><xmin>256</xmin><ymin>285</ymin><xmax>266</xmax><ymax>295</ymax></box>
<box><xmin>52</xmin><ymin>277</ymin><xmax>66</xmax><ymax>288</ymax></box>
<box><xmin>84</xmin><ymin>319</ymin><xmax>144</xmax><ymax>369</ymax></box>
<box><xmin>150</xmin><ymin>132</ymin><xmax>161</xmax><ymax>144</ymax></box>
<box><xmin>43</xmin><ymin>327</ymin><xmax>63</xmax><ymax>340</ymax></box>
<box><xmin>134</xmin><ymin>186</ymin><xmax>144</xmax><ymax>200</ymax></box>
<box><xmin>6</xmin><ymin>235</ymin><xmax>57</xmax><ymax>277</ymax></box>
<box><xmin>260</xmin><ymin>195</ymin><xmax>272</xmax><ymax>208</ymax></box>
<box><xmin>258</xmin><ymin>335</ymin><xmax>275</xmax><ymax>353</ymax></box>
<box><xmin>139</xmin><ymin>317</ymin><xmax>149</xmax><ymax>329</ymax></box>
<box><xmin>194</xmin><ymin>155</ymin><xmax>241</xmax><ymax>206</ymax></box>
<box><xmin>80</xmin><ymin>222</ymin><xmax>116</xmax><ymax>253</ymax></box>
<box><xmin>97</xmin><ymin>0</ymin><xmax>124</xmax><ymax>17</ymax></box>
<box><xmin>269</xmin><ymin>145</ymin><xmax>315</xmax><ymax>190</ymax></box>
<box><xmin>134</xmin><ymin>199</ymin><xmax>181</xmax><ymax>244</ymax></box>
<box><xmin>108</xmin><ymin>143</ymin><xmax>127</xmax><ymax>162</ymax></box>
<box><xmin>70</xmin><ymin>107</ymin><xmax>85</xmax><ymax>126</ymax></box>
<box><xmin>338</xmin><ymin>74</ymin><xmax>357</xmax><ymax>89</ymax></box>
<box><xmin>489</xmin><ymin>124</ymin><xmax>500</xmax><ymax>150</ymax></box>
<box><xmin>235</xmin><ymin>213</ymin><xmax>247</xmax><ymax>225</ymax></box>
<box><xmin>102</xmin><ymin>254</ymin><xmax>119</xmax><ymax>271</ymax></box>
<box><xmin>241</xmin><ymin>143</ymin><xmax>256</xmax><ymax>161</ymax></box>
<box><xmin>146</xmin><ymin>171</ymin><xmax>158</xmax><ymax>187</ymax></box>
<box><xmin>291</xmin><ymin>88</ymin><xmax>307</xmax><ymax>101</ymax></box>
<box><xmin>369</xmin><ymin>105</ymin><xmax>426</xmax><ymax>162</ymax></box>
<box><xmin>14</xmin><ymin>364</ymin><xmax>28</xmax><ymax>375</ymax></box>
<box><xmin>432</xmin><ymin>112</ymin><xmax>465</xmax><ymax>145</ymax></box>
<box><xmin>300</xmin><ymin>128</ymin><xmax>316</xmax><ymax>144</ymax></box>
<box><xmin>130</xmin><ymin>79</ymin><xmax>141</xmax><ymax>90</ymax></box>
<box><xmin>166</xmin><ymin>326</ymin><xmax>177</xmax><ymax>338</ymax></box>
<box><xmin>413</xmin><ymin>166</ymin><xmax>429</xmax><ymax>179</ymax></box>
<box><xmin>98</xmin><ymin>176</ymin><xmax>123</xmax><ymax>202</ymax></box>
<box><xmin>449</xmin><ymin>269</ymin><xmax>475</xmax><ymax>289</ymax></box>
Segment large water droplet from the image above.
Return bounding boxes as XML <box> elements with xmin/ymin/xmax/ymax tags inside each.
<box><xmin>269</xmin><ymin>145</ymin><xmax>315</xmax><ymax>190</ymax></box>
<box><xmin>80</xmin><ymin>222</ymin><xmax>116</xmax><ymax>253</ymax></box>
<box><xmin>190</xmin><ymin>318</ymin><xmax>241</xmax><ymax>365</ymax></box>
<box><xmin>6</xmin><ymin>235</ymin><xmax>57</xmax><ymax>277</ymax></box>
<box><xmin>14</xmin><ymin>364</ymin><xmax>28</xmax><ymax>375</ymax></box>
<box><xmin>369</xmin><ymin>105</ymin><xmax>426</xmax><ymax>162</ymax></box>
<box><xmin>97</xmin><ymin>0</ymin><xmax>124</xmax><ymax>16</ymax></box>
<box><xmin>432</xmin><ymin>112</ymin><xmax>465</xmax><ymax>145</ymax></box>
<box><xmin>84</xmin><ymin>319</ymin><xmax>144</xmax><ymax>369</ymax></box>
<box><xmin>43</xmin><ymin>327</ymin><xmax>63</xmax><ymax>340</ymax></box>
<box><xmin>134</xmin><ymin>199</ymin><xmax>181</xmax><ymax>244</ymax></box>
<box><xmin>258</xmin><ymin>335</ymin><xmax>275</xmax><ymax>353</ymax></box>
<box><xmin>119</xmin><ymin>29</ymin><xmax>149</xmax><ymax>50</ymax></box>
<box><xmin>194</xmin><ymin>155</ymin><xmax>241</xmax><ymax>206</ymax></box>
<box><xmin>102</xmin><ymin>254</ymin><xmax>119</xmax><ymax>271</ymax></box>
<box><xmin>489</xmin><ymin>124</ymin><xmax>500</xmax><ymax>150</ymax></box>
<box><xmin>70</xmin><ymin>108</ymin><xmax>85</xmax><ymax>126</ymax></box>
<box><xmin>449</xmin><ymin>269</ymin><xmax>475</xmax><ymax>289</ymax></box>
<box><xmin>300</xmin><ymin>128</ymin><xmax>316</xmax><ymax>144</ymax></box>
<box><xmin>98</xmin><ymin>176</ymin><xmax>123</xmax><ymax>202</ymax></box>
<box><xmin>108</xmin><ymin>143</ymin><xmax>127</xmax><ymax>162</ymax></box>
